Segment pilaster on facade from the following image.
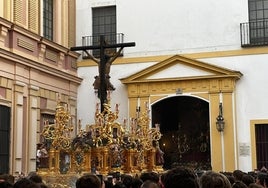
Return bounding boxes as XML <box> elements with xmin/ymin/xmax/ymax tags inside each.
<box><xmin>13</xmin><ymin>81</ymin><xmax>26</xmax><ymax>174</ymax></box>
<box><xmin>0</xmin><ymin>25</ymin><xmax>8</xmax><ymax>47</ymax></box>
<box><xmin>28</xmin><ymin>85</ymin><xmax>40</xmax><ymax>172</ymax></box>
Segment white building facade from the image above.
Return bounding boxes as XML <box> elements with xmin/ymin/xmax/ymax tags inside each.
<box><xmin>75</xmin><ymin>0</ymin><xmax>268</xmax><ymax>172</ymax></box>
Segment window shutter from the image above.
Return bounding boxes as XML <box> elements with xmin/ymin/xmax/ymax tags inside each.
<box><xmin>28</xmin><ymin>0</ymin><xmax>39</xmax><ymax>34</ymax></box>
<box><xmin>14</xmin><ymin>0</ymin><xmax>26</xmax><ymax>26</ymax></box>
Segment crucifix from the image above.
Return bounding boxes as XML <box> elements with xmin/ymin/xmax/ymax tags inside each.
<box><xmin>71</xmin><ymin>35</ymin><xmax>135</xmax><ymax>112</ymax></box>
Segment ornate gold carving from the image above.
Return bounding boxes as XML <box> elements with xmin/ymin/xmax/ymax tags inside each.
<box><xmin>39</xmin><ymin>99</ymin><xmax>163</xmax><ymax>179</ymax></box>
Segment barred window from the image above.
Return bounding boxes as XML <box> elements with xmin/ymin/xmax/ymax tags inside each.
<box><xmin>92</xmin><ymin>6</ymin><xmax>116</xmax><ymax>57</ymax></box>
<box><xmin>255</xmin><ymin>124</ymin><xmax>268</xmax><ymax>169</ymax></box>
<box><xmin>43</xmin><ymin>0</ymin><xmax>53</xmax><ymax>41</ymax></box>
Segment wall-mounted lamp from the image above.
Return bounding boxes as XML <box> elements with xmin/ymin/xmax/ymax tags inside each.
<box><xmin>216</xmin><ymin>103</ymin><xmax>225</xmax><ymax>132</ymax></box>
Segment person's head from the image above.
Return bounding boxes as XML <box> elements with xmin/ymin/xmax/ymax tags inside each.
<box><xmin>113</xmin><ymin>182</ymin><xmax>127</xmax><ymax>188</ymax></box>
<box><xmin>255</xmin><ymin>172</ymin><xmax>268</xmax><ymax>186</ymax></box>
<box><xmin>13</xmin><ymin>178</ymin><xmax>39</xmax><ymax>188</ymax></box>
<box><xmin>121</xmin><ymin>174</ymin><xmax>133</xmax><ymax>188</ymax></box>
<box><xmin>131</xmin><ymin>177</ymin><xmax>143</xmax><ymax>188</ymax></box>
<box><xmin>104</xmin><ymin>180</ymin><xmax>113</xmax><ymax>188</ymax></box>
<box><xmin>28</xmin><ymin>175</ymin><xmax>42</xmax><ymax>184</ymax></box>
<box><xmin>0</xmin><ymin>174</ymin><xmax>14</xmax><ymax>185</ymax></box>
<box><xmin>139</xmin><ymin>172</ymin><xmax>159</xmax><ymax>184</ymax></box>
<box><xmin>37</xmin><ymin>183</ymin><xmax>48</xmax><ymax>188</ymax></box>
<box><xmin>161</xmin><ymin>167</ymin><xmax>199</xmax><ymax>188</ymax></box>
<box><xmin>241</xmin><ymin>174</ymin><xmax>255</xmax><ymax>186</ymax></box>
<box><xmin>232</xmin><ymin>181</ymin><xmax>247</xmax><ymax>188</ymax></box>
<box><xmin>141</xmin><ymin>180</ymin><xmax>160</xmax><ymax>188</ymax></box>
<box><xmin>233</xmin><ymin>170</ymin><xmax>244</xmax><ymax>181</ymax></box>
<box><xmin>225</xmin><ymin>175</ymin><xmax>235</xmax><ymax>185</ymax></box>
<box><xmin>0</xmin><ymin>181</ymin><xmax>13</xmax><ymax>188</ymax></box>
<box><xmin>76</xmin><ymin>174</ymin><xmax>101</xmax><ymax>188</ymax></box>
<box><xmin>248</xmin><ymin>183</ymin><xmax>265</xmax><ymax>188</ymax></box>
<box><xmin>199</xmin><ymin>171</ymin><xmax>231</xmax><ymax>188</ymax></box>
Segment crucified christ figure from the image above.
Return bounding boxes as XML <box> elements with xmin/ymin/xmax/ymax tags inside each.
<box><xmin>84</xmin><ymin>47</ymin><xmax>124</xmax><ymax>91</ymax></box>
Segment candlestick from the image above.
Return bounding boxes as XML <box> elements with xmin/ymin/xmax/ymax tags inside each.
<box><xmin>116</xmin><ymin>104</ymin><xmax>119</xmax><ymax>112</ymax></box>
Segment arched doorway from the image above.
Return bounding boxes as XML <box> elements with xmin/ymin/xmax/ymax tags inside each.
<box><xmin>152</xmin><ymin>96</ymin><xmax>211</xmax><ymax>170</ymax></box>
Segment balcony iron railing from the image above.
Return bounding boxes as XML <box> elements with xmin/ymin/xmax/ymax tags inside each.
<box><xmin>81</xmin><ymin>33</ymin><xmax>125</xmax><ymax>58</ymax></box>
<box><xmin>240</xmin><ymin>19</ymin><xmax>268</xmax><ymax>47</ymax></box>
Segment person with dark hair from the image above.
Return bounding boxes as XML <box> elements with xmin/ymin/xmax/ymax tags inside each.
<box><xmin>141</xmin><ymin>180</ymin><xmax>160</xmax><ymax>188</ymax></box>
<box><xmin>0</xmin><ymin>181</ymin><xmax>13</xmax><ymax>188</ymax></box>
<box><xmin>139</xmin><ymin>172</ymin><xmax>159</xmax><ymax>184</ymax></box>
<box><xmin>233</xmin><ymin>170</ymin><xmax>245</xmax><ymax>182</ymax></box>
<box><xmin>255</xmin><ymin>172</ymin><xmax>268</xmax><ymax>187</ymax></box>
<box><xmin>199</xmin><ymin>171</ymin><xmax>231</xmax><ymax>188</ymax></box>
<box><xmin>241</xmin><ymin>174</ymin><xmax>255</xmax><ymax>186</ymax></box>
<box><xmin>131</xmin><ymin>178</ymin><xmax>143</xmax><ymax>188</ymax></box>
<box><xmin>28</xmin><ymin>175</ymin><xmax>42</xmax><ymax>184</ymax></box>
<box><xmin>248</xmin><ymin>183</ymin><xmax>265</xmax><ymax>188</ymax></box>
<box><xmin>104</xmin><ymin>180</ymin><xmax>113</xmax><ymax>188</ymax></box>
<box><xmin>161</xmin><ymin>167</ymin><xmax>199</xmax><ymax>188</ymax></box>
<box><xmin>113</xmin><ymin>182</ymin><xmax>127</xmax><ymax>188</ymax></box>
<box><xmin>0</xmin><ymin>174</ymin><xmax>14</xmax><ymax>186</ymax></box>
<box><xmin>76</xmin><ymin>174</ymin><xmax>101</xmax><ymax>188</ymax></box>
<box><xmin>121</xmin><ymin>174</ymin><xmax>133</xmax><ymax>188</ymax></box>
<box><xmin>232</xmin><ymin>181</ymin><xmax>247</xmax><ymax>188</ymax></box>
<box><xmin>13</xmin><ymin>178</ymin><xmax>39</xmax><ymax>188</ymax></box>
<box><xmin>226</xmin><ymin>175</ymin><xmax>235</xmax><ymax>185</ymax></box>
<box><xmin>37</xmin><ymin>183</ymin><xmax>48</xmax><ymax>188</ymax></box>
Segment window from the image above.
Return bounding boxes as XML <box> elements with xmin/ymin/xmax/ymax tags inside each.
<box><xmin>249</xmin><ymin>0</ymin><xmax>268</xmax><ymax>21</ymax></box>
<box><xmin>255</xmin><ymin>124</ymin><xmax>268</xmax><ymax>169</ymax></box>
<box><xmin>248</xmin><ymin>0</ymin><xmax>268</xmax><ymax>44</ymax></box>
<box><xmin>0</xmin><ymin>105</ymin><xmax>10</xmax><ymax>174</ymax></box>
<box><xmin>43</xmin><ymin>0</ymin><xmax>53</xmax><ymax>41</ymax></box>
<box><xmin>92</xmin><ymin>6</ymin><xmax>116</xmax><ymax>56</ymax></box>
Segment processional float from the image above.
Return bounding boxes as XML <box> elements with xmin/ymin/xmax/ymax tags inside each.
<box><xmin>39</xmin><ymin>99</ymin><xmax>163</xmax><ymax>176</ymax></box>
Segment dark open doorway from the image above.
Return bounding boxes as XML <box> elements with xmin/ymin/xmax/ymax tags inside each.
<box><xmin>152</xmin><ymin>96</ymin><xmax>211</xmax><ymax>170</ymax></box>
<box><xmin>0</xmin><ymin>105</ymin><xmax>10</xmax><ymax>174</ymax></box>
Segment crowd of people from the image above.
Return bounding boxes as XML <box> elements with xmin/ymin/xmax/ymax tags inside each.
<box><xmin>0</xmin><ymin>167</ymin><xmax>268</xmax><ymax>188</ymax></box>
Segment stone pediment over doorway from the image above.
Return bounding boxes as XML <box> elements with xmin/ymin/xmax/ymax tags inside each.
<box><xmin>120</xmin><ymin>55</ymin><xmax>242</xmax><ymax>84</ymax></box>
<box><xmin>120</xmin><ymin>55</ymin><xmax>243</xmax><ymax>172</ymax></box>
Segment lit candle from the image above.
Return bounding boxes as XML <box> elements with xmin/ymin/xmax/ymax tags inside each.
<box><xmin>96</xmin><ymin>103</ymin><xmax>99</xmax><ymax>112</ymax></box>
<box><xmin>137</xmin><ymin>97</ymin><xmax>140</xmax><ymax>107</ymax></box>
<box><xmin>155</xmin><ymin>123</ymin><xmax>160</xmax><ymax>130</ymax></box>
<box><xmin>145</xmin><ymin>101</ymin><xmax>148</xmax><ymax>109</ymax></box>
<box><xmin>123</xmin><ymin>118</ymin><xmax>126</xmax><ymax>127</ymax></box>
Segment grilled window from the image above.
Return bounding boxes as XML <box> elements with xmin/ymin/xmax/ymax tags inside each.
<box><xmin>255</xmin><ymin>124</ymin><xmax>268</xmax><ymax>169</ymax></box>
<box><xmin>92</xmin><ymin>6</ymin><xmax>116</xmax><ymax>57</ymax></box>
<box><xmin>43</xmin><ymin>0</ymin><xmax>53</xmax><ymax>41</ymax></box>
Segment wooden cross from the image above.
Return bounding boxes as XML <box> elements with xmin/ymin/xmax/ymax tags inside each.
<box><xmin>71</xmin><ymin>35</ymin><xmax>135</xmax><ymax>112</ymax></box>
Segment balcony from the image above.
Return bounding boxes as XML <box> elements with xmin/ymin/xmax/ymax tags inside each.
<box><xmin>240</xmin><ymin>19</ymin><xmax>268</xmax><ymax>47</ymax></box>
<box><xmin>81</xmin><ymin>33</ymin><xmax>125</xmax><ymax>58</ymax></box>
